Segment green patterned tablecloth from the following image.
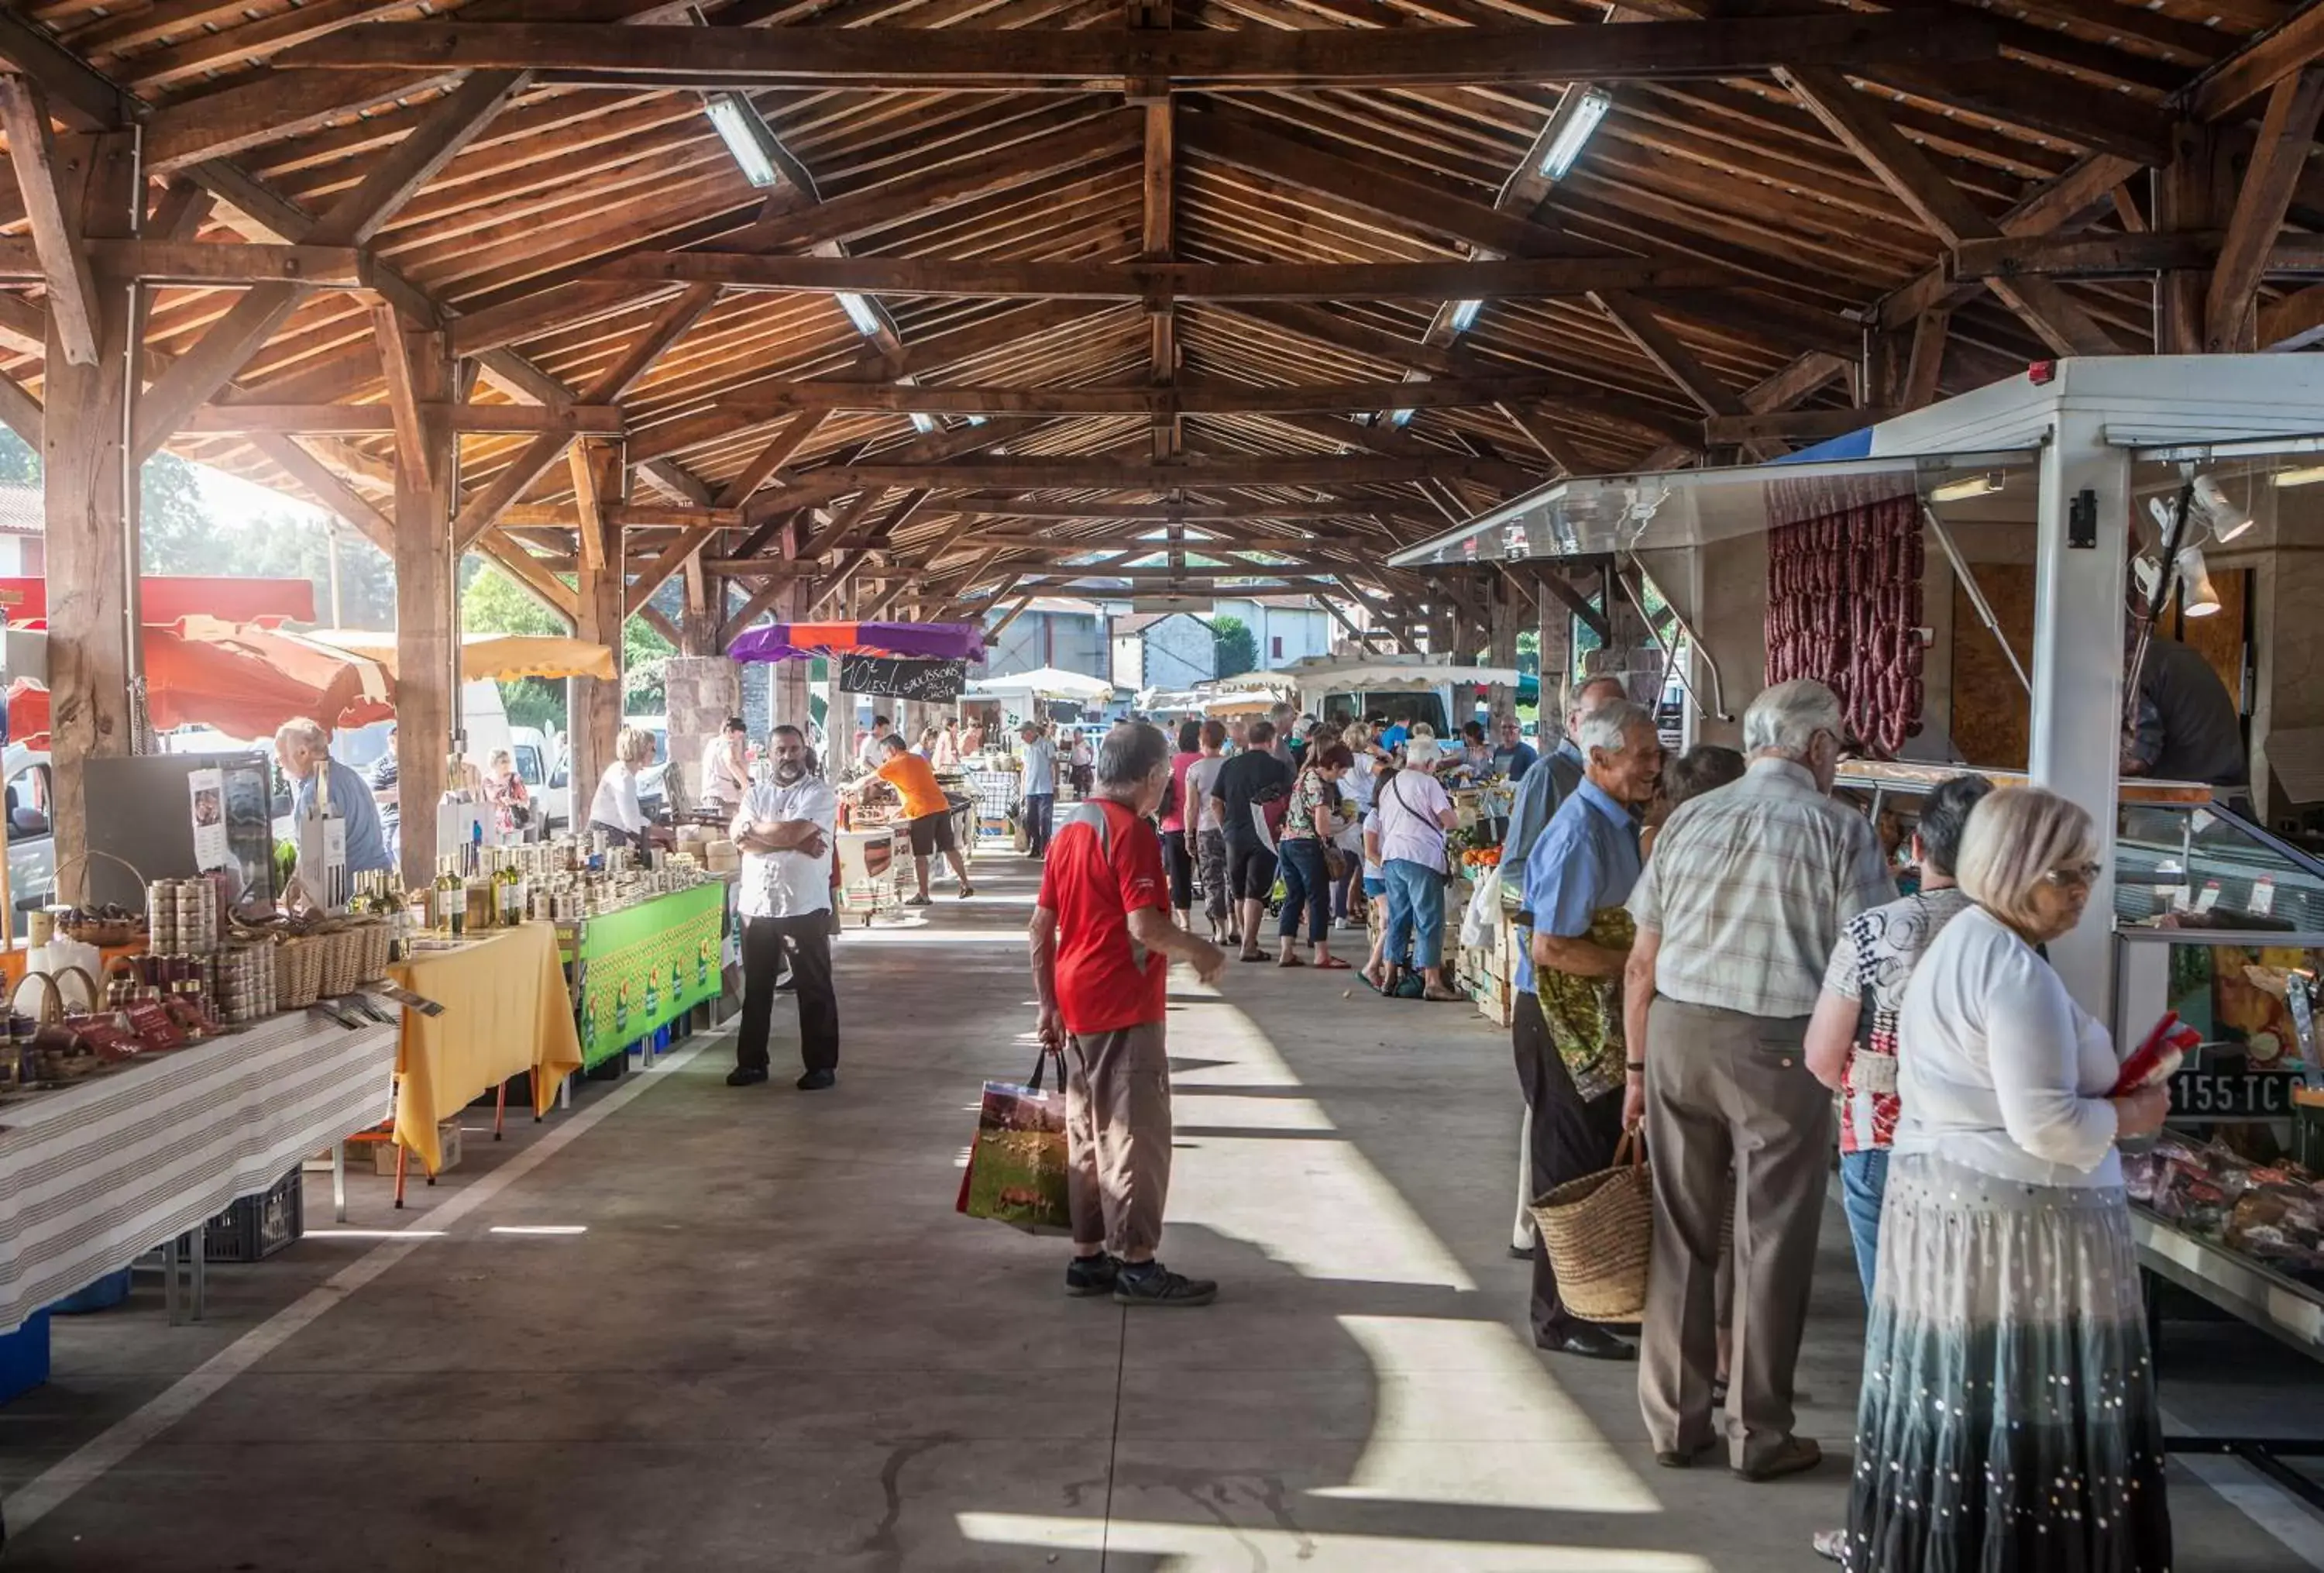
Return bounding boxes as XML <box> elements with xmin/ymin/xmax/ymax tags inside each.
<box><xmin>562</xmin><ymin>883</ymin><xmax>727</xmax><ymax>1068</ymax></box>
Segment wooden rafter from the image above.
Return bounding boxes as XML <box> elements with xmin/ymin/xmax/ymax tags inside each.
<box><xmin>0</xmin><ymin>77</ymin><xmax>100</xmax><ymax>368</ymax></box>
<box><xmin>281</xmin><ymin>16</ymin><xmax>1999</xmax><ymax>86</ymax></box>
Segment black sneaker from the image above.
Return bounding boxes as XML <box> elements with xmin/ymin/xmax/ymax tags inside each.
<box><xmin>1112</xmin><ymin>1261</ymin><xmax>1217</xmax><ymax>1307</ymax></box>
<box><xmin>726</xmin><ymin>1066</ymin><xmax>768</xmax><ymax>1087</ymax></box>
<box><xmin>796</xmin><ymin>1069</ymin><xmax>837</xmax><ymax>1091</ymax></box>
<box><xmin>1065</xmin><ymin>1253</ymin><xmax>1121</xmax><ymax>1297</ymax></box>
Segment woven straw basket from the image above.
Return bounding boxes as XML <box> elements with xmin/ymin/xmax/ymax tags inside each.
<box><xmin>1530</xmin><ymin>1129</ymin><xmax>1654</xmax><ymax>1324</ymax></box>
<box><xmin>277</xmin><ymin>934</ymin><xmax>322</xmax><ymax>1009</ymax></box>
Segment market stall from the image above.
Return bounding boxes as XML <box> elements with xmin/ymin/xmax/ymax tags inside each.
<box><xmin>388</xmin><ymin>921</ymin><xmax>583</xmax><ymax>1186</ymax></box>
<box><xmin>0</xmin><ymin>1007</ymin><xmax>400</xmax><ymax>1336</ymax></box>
<box><xmin>552</xmin><ymin>877</ymin><xmax>727</xmax><ymax>1072</ymax></box>
<box><xmin>835</xmin><ymin>827</ymin><xmax>900</xmax><ymax>924</ymax></box>
<box><xmin>1394</xmin><ymin>353</ymin><xmax>2324</xmax><ymax>1485</ymax></box>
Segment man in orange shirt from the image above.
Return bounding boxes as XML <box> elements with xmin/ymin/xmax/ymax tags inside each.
<box><xmin>877</xmin><ymin>734</ymin><xmax>975</xmax><ymax>906</ymax></box>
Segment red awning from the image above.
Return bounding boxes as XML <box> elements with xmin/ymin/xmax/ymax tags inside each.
<box><xmin>0</xmin><ymin>576</ymin><xmax>316</xmax><ymax>628</ymax></box>
<box><xmin>8</xmin><ymin>627</ymin><xmax>374</xmax><ymax>745</ymax></box>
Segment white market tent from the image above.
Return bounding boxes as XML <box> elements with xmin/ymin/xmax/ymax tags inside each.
<box><xmin>1265</xmin><ymin>652</ymin><xmax>1526</xmax><ymax>702</ymax></box>
<box><xmin>961</xmin><ymin>666</ymin><xmax>1115</xmax><ymax>703</ymax></box>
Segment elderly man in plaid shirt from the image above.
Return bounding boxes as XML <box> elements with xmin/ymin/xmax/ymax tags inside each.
<box><xmin>1621</xmin><ymin>679</ymin><xmax>1894</xmax><ymax>1484</ymax></box>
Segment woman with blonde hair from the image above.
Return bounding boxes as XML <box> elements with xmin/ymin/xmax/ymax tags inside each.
<box><xmin>1831</xmin><ymin>786</ymin><xmax>2169</xmax><ymax>1571</ymax></box>
<box><xmin>588</xmin><ymin>726</ymin><xmax>671</xmax><ymax>851</ymax></box>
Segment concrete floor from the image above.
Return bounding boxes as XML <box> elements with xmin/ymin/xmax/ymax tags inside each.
<box><xmin>5</xmin><ymin>855</ymin><xmax>2324</xmax><ymax>1570</ymax></box>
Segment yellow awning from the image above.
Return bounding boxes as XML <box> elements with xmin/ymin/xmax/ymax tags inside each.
<box><xmin>307</xmin><ymin>629</ymin><xmax>618</xmax><ymax>683</ymax></box>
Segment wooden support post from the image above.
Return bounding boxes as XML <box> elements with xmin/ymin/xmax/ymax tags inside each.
<box><xmin>680</xmin><ymin>547</ymin><xmax>718</xmax><ymax>657</ymax></box>
<box><xmin>44</xmin><ymin>129</ymin><xmax>136</xmax><ymax>881</ymax></box>
<box><xmin>388</xmin><ymin>319</ymin><xmax>456</xmax><ymax>890</ymax></box>
<box><xmin>572</xmin><ymin>445</ymin><xmax>627</xmax><ymax>817</ymax></box>
<box><xmin>2154</xmin><ymin>120</ymin><xmax>2219</xmax><ymax>355</ymax></box>
<box><xmin>1485</xmin><ymin>570</ymin><xmax>1521</xmax><ymax>723</ymax></box>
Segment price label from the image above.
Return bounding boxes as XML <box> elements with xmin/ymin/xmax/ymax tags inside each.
<box><xmin>2251</xmin><ymin>876</ymin><xmax>2278</xmax><ymax>916</ymax></box>
<box><xmin>2169</xmin><ymin>1068</ymin><xmax>2296</xmax><ymax>1120</ymax></box>
<box><xmin>2195</xmin><ymin>879</ymin><xmax>2223</xmax><ymax>914</ymax></box>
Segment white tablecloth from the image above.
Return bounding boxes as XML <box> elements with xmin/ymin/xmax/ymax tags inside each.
<box><xmin>0</xmin><ymin>1010</ymin><xmax>399</xmax><ymax>1333</ymax></box>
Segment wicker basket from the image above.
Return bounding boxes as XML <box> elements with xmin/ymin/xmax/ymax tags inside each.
<box><xmin>358</xmin><ymin>919</ymin><xmax>391</xmax><ymax>984</ymax></box>
<box><xmin>318</xmin><ymin>924</ymin><xmax>363</xmax><ymax>997</ymax></box>
<box><xmin>1529</xmin><ymin>1129</ymin><xmax>1655</xmax><ymax>1324</ymax></box>
<box><xmin>277</xmin><ymin>934</ymin><xmax>322</xmax><ymax>1009</ymax></box>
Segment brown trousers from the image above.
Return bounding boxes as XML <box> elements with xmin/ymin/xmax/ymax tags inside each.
<box><xmin>1064</xmin><ymin>1019</ymin><xmax>1174</xmax><ymax>1259</ymax></box>
<box><xmin>1638</xmin><ymin>996</ymin><xmax>1831</xmax><ymax>1474</ymax></box>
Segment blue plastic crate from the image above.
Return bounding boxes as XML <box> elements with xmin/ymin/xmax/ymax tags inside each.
<box><xmin>0</xmin><ymin>1310</ymin><xmax>51</xmax><ymax>1406</ymax></box>
<box><xmin>50</xmin><ymin>1268</ymin><xmax>131</xmax><ymax>1315</ymax></box>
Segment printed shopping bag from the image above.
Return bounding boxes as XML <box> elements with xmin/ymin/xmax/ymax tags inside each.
<box><xmin>955</xmin><ymin>1048</ymin><xmax>1073</xmax><ymax>1234</ymax></box>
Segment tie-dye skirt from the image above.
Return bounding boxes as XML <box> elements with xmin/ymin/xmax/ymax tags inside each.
<box><xmin>1840</xmin><ymin>1151</ymin><xmax>2173</xmax><ymax>1573</ymax></box>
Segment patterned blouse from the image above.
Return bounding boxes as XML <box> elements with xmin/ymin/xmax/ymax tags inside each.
<box><xmin>1820</xmin><ymin>886</ymin><xmax>1972</xmax><ymax>1155</ymax></box>
<box><xmin>1280</xmin><ymin>769</ymin><xmax>1336</xmax><ymax>842</ymax></box>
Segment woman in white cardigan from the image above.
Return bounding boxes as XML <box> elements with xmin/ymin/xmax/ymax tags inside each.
<box><xmin>1834</xmin><ymin>786</ymin><xmax>2171</xmax><ymax>1573</ymax></box>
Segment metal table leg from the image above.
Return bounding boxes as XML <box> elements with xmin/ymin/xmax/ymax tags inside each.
<box><xmin>163</xmin><ymin>1235</ymin><xmax>180</xmax><ymax>1325</ymax></box>
<box><xmin>333</xmin><ymin>1141</ymin><xmax>349</xmax><ymax>1223</ymax></box>
<box><xmin>190</xmin><ymin>1224</ymin><xmax>206</xmax><ymax>1321</ymax></box>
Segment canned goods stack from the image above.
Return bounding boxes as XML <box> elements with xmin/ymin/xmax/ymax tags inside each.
<box><xmin>146</xmin><ymin>879</ymin><xmax>219</xmax><ymax>954</ymax></box>
<box><xmin>213</xmin><ymin>940</ymin><xmax>277</xmax><ymax>1025</ymax></box>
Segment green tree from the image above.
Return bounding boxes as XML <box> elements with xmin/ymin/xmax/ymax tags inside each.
<box><xmin>1212</xmin><ymin>613</ymin><xmax>1257</xmax><ymax>677</ymax></box>
<box><xmin>623</xmin><ymin>614</ymin><xmax>673</xmax><ymax>713</ymax></box>
<box><xmin>460</xmin><ymin>564</ymin><xmax>569</xmax><ymax>732</ymax></box>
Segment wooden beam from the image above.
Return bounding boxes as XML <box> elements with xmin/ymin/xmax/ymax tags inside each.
<box><xmin>2185</xmin><ymin>1</ymin><xmax>2324</xmax><ymax>123</ymax></box>
<box><xmin>184</xmin><ymin>402</ymin><xmax>628</xmax><ymax>435</ymax></box>
<box><xmin>0</xmin><ymin>236</ymin><xmax>373</xmax><ymax>286</ymax></box>
<box><xmin>447</xmin><ymin>279</ymin><xmax>681</xmax><ymax>358</ymax></box>
<box><xmin>933</xmin><ymin>498</ymin><xmax>1406</xmax><ymax>521</ymax></box>
<box><xmin>131</xmin><ymin>69</ymin><xmax>531</xmax><ymax>462</ymax></box>
<box><xmin>714</xmin><ymin>408</ymin><xmax>823</xmax><ymax>509</ymax></box>
<box><xmin>589</xmin><ymin>252</ymin><xmax>1736</xmax><ymax>299</ymax></box>
<box><xmin>1779</xmin><ymin>66</ymin><xmax>2123</xmax><ymax>358</ymax></box>
<box><xmin>283</xmin><ymin>15</ymin><xmax>1999</xmax><ymax>86</ymax></box>
<box><xmin>1182</xmin><ymin>102</ymin><xmax>1600</xmax><ymax>263</ymax></box>
<box><xmin>0</xmin><ymin>78</ymin><xmax>99</xmax><ymax>367</ymax></box>
<box><xmin>144</xmin><ymin>69</ymin><xmax>463</xmax><ymax>172</ymax></box>
<box><xmin>372</xmin><ymin>305</ymin><xmax>431</xmax><ymax>490</ymax></box>
<box><xmin>785</xmin><ymin>455</ymin><xmax>1532</xmax><ymax>490</ymax></box>
<box><xmin>452</xmin><ymin>281</ymin><xmax>719</xmax><ymax>549</ymax></box>
<box><xmin>1590</xmin><ymin>290</ymin><xmax>1747</xmax><ymax>418</ymax></box>
<box><xmin>2207</xmin><ymin>68</ymin><xmax>2324</xmax><ymax>353</ymax></box>
<box><xmin>250</xmin><ymin>430</ymin><xmax>395</xmax><ymax>556</ymax></box>
<box><xmin>1703</xmin><ymin>407</ymin><xmax>1893</xmax><ymax>444</ymax></box>
<box><xmin>1875</xmin><ymin>152</ymin><xmax>2144</xmax><ymax>333</ymax></box>
<box><xmin>2261</xmin><ymin>281</ymin><xmax>2324</xmax><ymax>349</ymax></box>
<box><xmin>695</xmin><ymin>371</ymin><xmax>1627</xmax><ymax>418</ymax></box>
<box><xmin>569</xmin><ymin>440</ymin><xmax>607</xmax><ymax>573</ymax></box>
<box><xmin>475</xmin><ymin>537</ymin><xmax>579</xmax><ymax>622</ymax></box>
<box><xmin>1901</xmin><ymin>310</ymin><xmax>1949</xmax><ymax>410</ymax></box>
<box><xmin>0</xmin><ymin>366</ymin><xmax>42</xmax><ymax>449</ymax></box>
<box><xmin>1950</xmin><ymin>231</ymin><xmax>2324</xmax><ymax>279</ymax></box>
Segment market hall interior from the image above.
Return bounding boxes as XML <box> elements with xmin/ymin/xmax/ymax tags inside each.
<box><xmin>2</xmin><ymin>862</ymin><xmax>2321</xmax><ymax>1573</ymax></box>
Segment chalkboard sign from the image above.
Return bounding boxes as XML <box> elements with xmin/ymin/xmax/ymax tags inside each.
<box><xmin>840</xmin><ymin>654</ymin><xmax>967</xmax><ymax>701</ymax></box>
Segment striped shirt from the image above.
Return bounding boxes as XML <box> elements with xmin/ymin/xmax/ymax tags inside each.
<box><xmin>1627</xmin><ymin>756</ymin><xmax>1895</xmax><ymax>1019</ymax></box>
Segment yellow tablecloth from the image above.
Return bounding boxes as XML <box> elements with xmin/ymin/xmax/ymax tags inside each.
<box><xmin>389</xmin><ymin>922</ymin><xmax>582</xmax><ymax>1172</ymax></box>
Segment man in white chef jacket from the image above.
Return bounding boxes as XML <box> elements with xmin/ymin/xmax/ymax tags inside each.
<box><xmin>728</xmin><ymin>725</ymin><xmax>841</xmax><ymax>1091</ymax></box>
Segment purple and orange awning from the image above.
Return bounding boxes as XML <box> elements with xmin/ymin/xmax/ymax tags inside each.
<box><xmin>727</xmin><ymin>621</ymin><xmax>985</xmax><ymax>665</ymax></box>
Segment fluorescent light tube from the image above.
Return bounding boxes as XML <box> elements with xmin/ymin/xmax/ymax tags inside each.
<box><xmin>703</xmin><ymin>93</ymin><xmax>779</xmax><ymax>189</ymax></box>
<box><xmin>1929</xmin><ymin>472</ymin><xmax>2002</xmax><ymax>504</ymax></box>
<box><xmin>2274</xmin><ymin>464</ymin><xmax>2324</xmax><ymax>488</ymax></box>
<box><xmin>1538</xmin><ymin>87</ymin><xmax>1612</xmax><ymax>181</ymax></box>
<box><xmin>1386</xmin><ymin>408</ymin><xmax>1415</xmax><ymax>429</ymax></box>
<box><xmin>1448</xmin><ymin>298</ymin><xmax>1483</xmax><ymax>332</ymax></box>
<box><xmin>909</xmin><ymin>413</ymin><xmax>937</xmax><ymax>433</ymax></box>
<box><xmin>837</xmin><ymin>291</ymin><xmax>882</xmax><ymax>337</ymax></box>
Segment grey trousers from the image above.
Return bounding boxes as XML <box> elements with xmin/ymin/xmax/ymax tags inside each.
<box><xmin>1064</xmin><ymin>1020</ymin><xmax>1174</xmax><ymax>1260</ymax></box>
<box><xmin>1638</xmin><ymin>996</ymin><xmax>1830</xmax><ymax>1474</ymax></box>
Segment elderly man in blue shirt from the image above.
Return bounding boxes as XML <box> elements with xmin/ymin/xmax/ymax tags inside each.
<box><xmin>1502</xmin><ymin>673</ymin><xmax>1627</xmax><ymax>873</ymax></box>
<box><xmin>1514</xmin><ymin>697</ymin><xmax>1662</xmax><ymax>1361</ymax></box>
<box><xmin>275</xmin><ymin>717</ymin><xmax>394</xmax><ymax>890</ymax></box>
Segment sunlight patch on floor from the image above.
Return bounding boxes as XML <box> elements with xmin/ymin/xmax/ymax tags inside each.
<box><xmin>957</xmin><ymin>1513</ymin><xmax>1715</xmax><ymax>1571</ymax></box>
<box><xmin>1163</xmin><ymin>994</ymin><xmax>1474</xmax><ymax>1290</ymax></box>
<box><xmin>1313</xmin><ymin>1315</ymin><xmax>1662</xmax><ymax>1513</ymax></box>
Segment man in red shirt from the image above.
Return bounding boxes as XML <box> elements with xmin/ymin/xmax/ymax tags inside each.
<box><xmin>1029</xmin><ymin>721</ymin><xmax>1226</xmax><ymax>1306</ymax></box>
